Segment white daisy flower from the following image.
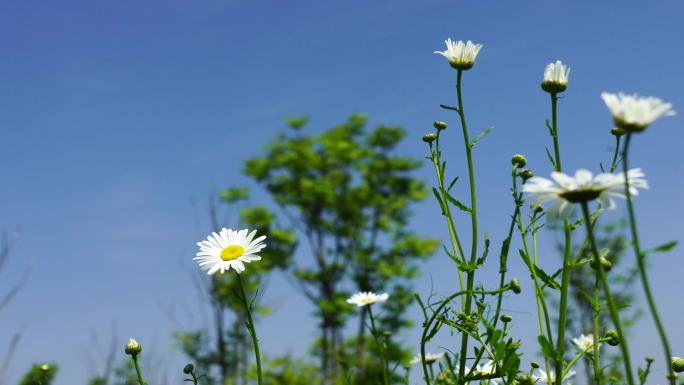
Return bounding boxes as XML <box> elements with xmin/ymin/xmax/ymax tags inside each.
<box><xmin>194</xmin><ymin>228</ymin><xmax>266</xmax><ymax>275</ymax></box>
<box><xmin>410</xmin><ymin>352</ymin><xmax>445</xmax><ymax>365</ymax></box>
<box><xmin>572</xmin><ymin>333</ymin><xmax>598</xmax><ymax>352</ymax></box>
<box><xmin>542</xmin><ymin>60</ymin><xmax>570</xmax><ymax>93</ymax></box>
<box><xmin>346</xmin><ymin>291</ymin><xmax>389</xmax><ymax>307</ymax></box>
<box><xmin>601</xmin><ymin>92</ymin><xmax>675</xmax><ymax>132</ymax></box>
<box><xmin>522</xmin><ymin>168</ymin><xmax>648</xmax><ymax>215</ymax></box>
<box><xmin>453</xmin><ymin>360</ymin><xmax>501</xmax><ymax>384</ymax></box>
<box><xmin>478</xmin><ymin>360</ymin><xmax>496</xmax><ymax>376</ymax></box>
<box><xmin>434</xmin><ymin>38</ymin><xmax>483</xmax><ymax>70</ymax></box>
<box><xmin>533</xmin><ymin>369</ymin><xmax>575</xmax><ymax>385</ymax></box>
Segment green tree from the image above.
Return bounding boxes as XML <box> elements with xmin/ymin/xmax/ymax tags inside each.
<box><xmin>244</xmin><ymin>114</ymin><xmax>438</xmax><ymax>385</ymax></box>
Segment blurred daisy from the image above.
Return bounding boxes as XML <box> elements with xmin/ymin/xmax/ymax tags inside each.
<box><xmin>434</xmin><ymin>38</ymin><xmax>483</xmax><ymax>70</ymax></box>
<box><xmin>195</xmin><ymin>228</ymin><xmax>266</xmax><ymax>275</ymax></box>
<box><xmin>347</xmin><ymin>291</ymin><xmax>389</xmax><ymax>307</ymax></box>
<box><xmin>478</xmin><ymin>360</ymin><xmax>501</xmax><ymax>385</ymax></box>
<box><xmin>542</xmin><ymin>60</ymin><xmax>570</xmax><ymax>93</ymax></box>
<box><xmin>572</xmin><ymin>333</ymin><xmax>598</xmax><ymax>352</ymax></box>
<box><xmin>410</xmin><ymin>352</ymin><xmax>445</xmax><ymax>365</ymax></box>
<box><xmin>601</xmin><ymin>92</ymin><xmax>675</xmax><ymax>132</ymax></box>
<box><xmin>533</xmin><ymin>369</ymin><xmax>575</xmax><ymax>385</ymax></box>
<box><xmin>523</xmin><ymin>169</ymin><xmax>648</xmax><ymax>215</ymax></box>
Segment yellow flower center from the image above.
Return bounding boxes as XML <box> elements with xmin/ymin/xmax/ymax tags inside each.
<box><xmin>220</xmin><ymin>245</ymin><xmax>245</xmax><ymax>261</ymax></box>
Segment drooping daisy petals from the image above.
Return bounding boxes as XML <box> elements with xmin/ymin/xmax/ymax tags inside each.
<box><xmin>346</xmin><ymin>291</ymin><xmax>389</xmax><ymax>307</ymax></box>
<box><xmin>522</xmin><ymin>168</ymin><xmax>648</xmax><ymax>215</ymax></box>
<box><xmin>434</xmin><ymin>38</ymin><xmax>483</xmax><ymax>70</ymax></box>
<box><xmin>194</xmin><ymin>228</ymin><xmax>266</xmax><ymax>275</ymax></box>
<box><xmin>601</xmin><ymin>92</ymin><xmax>675</xmax><ymax>132</ymax></box>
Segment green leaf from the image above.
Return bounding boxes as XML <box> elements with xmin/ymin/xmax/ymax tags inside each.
<box><xmin>447</xmin><ymin>176</ymin><xmax>459</xmax><ymax>192</ymax></box>
<box><xmin>535</xmin><ymin>265</ymin><xmax>561</xmax><ymax>290</ymax></box>
<box><xmin>537</xmin><ymin>335</ymin><xmax>555</xmax><ymax>359</ymax></box>
<box><xmin>470</xmin><ymin>127</ymin><xmax>493</xmax><ymax>148</ymax></box>
<box><xmin>432</xmin><ymin>187</ymin><xmax>446</xmax><ymax>214</ymax></box>
<box><xmin>644</xmin><ymin>240</ymin><xmax>678</xmax><ymax>254</ymax></box>
<box><xmin>545</xmin><ymin>147</ymin><xmax>557</xmax><ymax>170</ymax></box>
<box><xmin>446</xmin><ymin>192</ymin><xmax>472</xmax><ymax>213</ymax></box>
<box><xmin>477</xmin><ymin>233</ymin><xmax>491</xmax><ymax>265</ymax></box>
<box><xmin>440</xmin><ymin>104</ymin><xmax>459</xmax><ymax>112</ymax></box>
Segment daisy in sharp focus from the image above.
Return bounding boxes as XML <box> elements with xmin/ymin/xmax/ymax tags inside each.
<box><xmin>434</xmin><ymin>38</ymin><xmax>483</xmax><ymax>70</ymax></box>
<box><xmin>572</xmin><ymin>333</ymin><xmax>599</xmax><ymax>352</ymax></box>
<box><xmin>195</xmin><ymin>228</ymin><xmax>266</xmax><ymax>275</ymax></box>
<box><xmin>542</xmin><ymin>60</ymin><xmax>570</xmax><ymax>93</ymax></box>
<box><xmin>346</xmin><ymin>291</ymin><xmax>389</xmax><ymax>307</ymax></box>
<box><xmin>601</xmin><ymin>92</ymin><xmax>675</xmax><ymax>132</ymax></box>
<box><xmin>533</xmin><ymin>369</ymin><xmax>575</xmax><ymax>385</ymax></box>
<box><xmin>522</xmin><ymin>168</ymin><xmax>648</xmax><ymax>215</ymax></box>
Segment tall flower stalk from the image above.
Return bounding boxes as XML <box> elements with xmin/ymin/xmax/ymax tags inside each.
<box><xmin>348</xmin><ymin>292</ymin><xmax>391</xmax><ymax>385</ymax></box>
<box><xmin>602</xmin><ymin>92</ymin><xmax>676</xmax><ymax>385</ymax></box>
<box><xmin>524</xmin><ymin>168</ymin><xmax>649</xmax><ymax>385</ymax></box>
<box><xmin>455</xmin><ymin>67</ymin><xmax>481</xmax><ymax>383</ymax></box>
<box><xmin>195</xmin><ymin>228</ymin><xmax>268</xmax><ymax>385</ymax></box>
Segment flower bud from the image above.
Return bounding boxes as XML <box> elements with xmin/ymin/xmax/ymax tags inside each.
<box><xmin>532</xmin><ymin>204</ymin><xmax>544</xmax><ymax>214</ymax></box>
<box><xmin>611</xmin><ymin>127</ymin><xmax>626</xmax><ymax>137</ymax></box>
<box><xmin>511</xmin><ymin>154</ymin><xmax>527</xmax><ymax>168</ymax></box>
<box><xmin>183</xmin><ymin>364</ymin><xmax>195</xmax><ymax>375</ymax></box>
<box><xmin>40</xmin><ymin>364</ymin><xmax>50</xmax><ymax>372</ymax></box>
<box><xmin>510</xmin><ymin>279</ymin><xmax>522</xmax><ymax>294</ymax></box>
<box><xmin>519</xmin><ymin>169</ymin><xmax>534</xmax><ymax>182</ymax></box>
<box><xmin>541</xmin><ymin>61</ymin><xmax>570</xmax><ymax>94</ymax></box>
<box><xmin>125</xmin><ymin>338</ymin><xmax>142</xmax><ymax>357</ymax></box>
<box><xmin>422</xmin><ymin>133</ymin><xmax>437</xmax><ymax>144</ymax></box>
<box><xmin>500</xmin><ymin>314</ymin><xmax>513</xmax><ymax>323</ymax></box>
<box><xmin>530</xmin><ymin>361</ymin><xmax>540</xmax><ymax>369</ymax></box>
<box><xmin>434</xmin><ymin>121</ymin><xmax>447</xmax><ymax>131</ymax></box>
<box><xmin>672</xmin><ymin>357</ymin><xmax>684</xmax><ymax>373</ymax></box>
<box><xmin>605</xmin><ymin>330</ymin><xmax>620</xmax><ymax>346</ymax></box>
<box><xmin>590</xmin><ymin>255</ymin><xmax>613</xmax><ymax>272</ymax></box>
<box><xmin>646</xmin><ymin>357</ymin><xmax>655</xmax><ymax>363</ymax></box>
<box><xmin>517</xmin><ymin>374</ymin><xmax>534</xmax><ymax>385</ymax></box>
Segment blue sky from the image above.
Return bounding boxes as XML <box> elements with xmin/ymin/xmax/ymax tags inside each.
<box><xmin>1</xmin><ymin>1</ymin><xmax>683</xmax><ymax>384</ymax></box>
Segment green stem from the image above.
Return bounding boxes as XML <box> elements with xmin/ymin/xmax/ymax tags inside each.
<box><xmin>236</xmin><ymin>272</ymin><xmax>263</xmax><ymax>385</ymax></box>
<box><xmin>622</xmin><ymin>132</ymin><xmax>674</xmax><ymax>385</ymax></box>
<box><xmin>456</xmin><ymin>67</ymin><xmax>479</xmax><ymax>385</ymax></box>
<box><xmin>550</xmin><ymin>93</ymin><xmax>562</xmax><ymax>172</ymax></box>
<box><xmin>468</xmin><ymin>168</ymin><xmax>521</xmax><ymax>375</ymax></box>
<box><xmin>132</xmin><ymin>356</ymin><xmax>145</xmax><ymax>385</ymax></box>
<box><xmin>609</xmin><ymin>135</ymin><xmax>622</xmax><ymax>173</ymax></box>
<box><xmin>555</xmin><ymin>220</ymin><xmax>572</xmax><ymax>385</ymax></box>
<box><xmin>368</xmin><ymin>306</ymin><xmax>390</xmax><ymax>385</ymax></box>
<box><xmin>580</xmin><ymin>202</ymin><xmax>635</xmax><ymax>385</ymax></box>
<box><xmin>430</xmin><ymin>139</ymin><xmax>467</xmax><ymax>305</ymax></box>
<box><xmin>562</xmin><ymin>344</ymin><xmax>596</xmax><ymax>379</ymax></box>
<box><xmin>420</xmin><ymin>288</ymin><xmax>508</xmax><ymax>385</ymax></box>
<box><xmin>549</xmin><ymin>89</ymin><xmax>573</xmax><ymax>385</ymax></box>
<box><xmin>592</xmin><ymin>274</ymin><xmax>603</xmax><ymax>385</ymax></box>
<box><xmin>517</xmin><ymin>211</ymin><xmax>553</xmax><ymax>377</ymax></box>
